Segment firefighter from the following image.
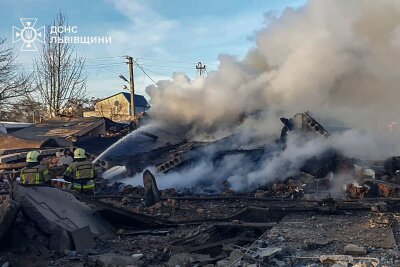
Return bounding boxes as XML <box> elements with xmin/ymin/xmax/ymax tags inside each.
<box><xmin>64</xmin><ymin>148</ymin><xmax>97</xmax><ymax>194</ymax></box>
<box><xmin>20</xmin><ymin>150</ymin><xmax>50</xmax><ymax>185</ymax></box>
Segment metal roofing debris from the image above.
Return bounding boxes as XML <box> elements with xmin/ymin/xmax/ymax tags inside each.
<box><xmin>75</xmin><ymin>135</ymin><xmax>121</xmax><ymax>156</ymax></box>
<box><xmin>0</xmin><ymin>132</ymin><xmax>57</xmax><ymax>150</ymax></box>
<box><xmin>10</xmin><ymin>117</ymin><xmax>106</xmax><ymax>143</ymax></box>
<box><xmin>99</xmin><ymin>124</ymin><xmax>186</xmax><ymax>160</ymax></box>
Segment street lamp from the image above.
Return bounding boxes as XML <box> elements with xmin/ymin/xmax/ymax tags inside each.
<box><xmin>119</xmin><ymin>75</ymin><xmax>129</xmax><ymax>83</ymax></box>
<box><xmin>119</xmin><ymin>72</ymin><xmax>135</xmax><ymax>118</ymax></box>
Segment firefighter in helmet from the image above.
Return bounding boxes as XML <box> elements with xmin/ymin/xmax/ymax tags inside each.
<box><xmin>20</xmin><ymin>150</ymin><xmax>50</xmax><ymax>185</ymax></box>
<box><xmin>63</xmin><ymin>148</ymin><xmax>97</xmax><ymax>193</ymax></box>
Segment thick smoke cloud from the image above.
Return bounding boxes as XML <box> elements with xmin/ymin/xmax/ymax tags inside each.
<box><xmin>119</xmin><ymin>1</ymin><xmax>400</xmax><ymax>193</ymax></box>
<box><xmin>147</xmin><ymin>0</ymin><xmax>400</xmax><ymax>135</ymax></box>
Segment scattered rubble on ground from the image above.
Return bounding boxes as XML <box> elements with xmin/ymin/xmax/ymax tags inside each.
<box><xmin>2</xmin><ymin>113</ymin><xmax>400</xmax><ymax>266</ymax></box>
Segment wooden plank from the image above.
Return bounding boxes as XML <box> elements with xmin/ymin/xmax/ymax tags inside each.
<box><xmin>0</xmin><ymin>162</ymin><xmax>27</xmax><ymax>170</ymax></box>
<box><xmin>0</xmin><ymin>148</ymin><xmax>63</xmax><ymax>164</ymax></box>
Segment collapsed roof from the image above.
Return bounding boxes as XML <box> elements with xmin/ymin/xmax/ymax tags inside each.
<box><xmin>0</xmin><ymin>132</ymin><xmax>57</xmax><ymax>150</ymax></box>
<box><xmin>10</xmin><ymin>117</ymin><xmax>106</xmax><ymax>145</ymax></box>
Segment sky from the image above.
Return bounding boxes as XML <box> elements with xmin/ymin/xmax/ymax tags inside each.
<box><xmin>0</xmin><ymin>0</ymin><xmax>306</xmax><ymax>99</ymax></box>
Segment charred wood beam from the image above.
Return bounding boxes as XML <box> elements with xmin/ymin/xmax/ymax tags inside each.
<box><xmin>117</xmin><ymin>229</ymin><xmax>173</xmax><ymax>236</ymax></box>
<box><xmin>0</xmin><ymin>148</ymin><xmax>63</xmax><ymax>164</ymax></box>
<box><xmin>0</xmin><ymin>162</ymin><xmax>27</xmax><ymax>170</ymax></box>
<box><xmin>81</xmin><ymin>197</ymin><xmax>173</xmax><ymax>227</ymax></box>
<box><xmin>80</xmin><ymin>196</ymin><xmax>251</xmax><ymax>226</ymax></box>
<box><xmin>85</xmin><ymin>195</ymin><xmax>400</xmax><ymax>204</ymax></box>
<box><xmin>173</xmin><ymin>237</ymin><xmax>257</xmax><ymax>253</ymax></box>
<box><xmin>214</xmin><ymin>222</ymin><xmax>277</xmax><ymax>231</ymax></box>
<box><xmin>247</xmin><ymin>204</ymin><xmax>370</xmax><ymax>213</ymax></box>
<box><xmin>85</xmin><ymin>195</ymin><xmax>322</xmax><ymax>201</ymax></box>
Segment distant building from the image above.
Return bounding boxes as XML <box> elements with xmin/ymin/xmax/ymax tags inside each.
<box><xmin>83</xmin><ymin>92</ymin><xmax>150</xmax><ymax>121</ymax></box>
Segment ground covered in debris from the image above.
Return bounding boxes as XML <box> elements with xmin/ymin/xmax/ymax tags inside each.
<box><xmin>4</xmin><ymin>113</ymin><xmax>400</xmax><ymax>267</ymax></box>
<box><xmin>3</xmin><ymin>195</ymin><xmax>400</xmax><ymax>266</ymax></box>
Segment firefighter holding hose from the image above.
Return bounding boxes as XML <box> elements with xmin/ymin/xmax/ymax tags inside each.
<box><xmin>64</xmin><ymin>148</ymin><xmax>97</xmax><ymax>194</ymax></box>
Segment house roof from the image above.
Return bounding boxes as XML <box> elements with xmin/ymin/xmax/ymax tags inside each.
<box><xmin>100</xmin><ymin>92</ymin><xmax>149</xmax><ymax>107</ymax></box>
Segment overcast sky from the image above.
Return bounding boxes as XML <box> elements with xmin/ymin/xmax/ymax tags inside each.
<box><xmin>0</xmin><ymin>0</ymin><xmax>306</xmax><ymax>99</ymax></box>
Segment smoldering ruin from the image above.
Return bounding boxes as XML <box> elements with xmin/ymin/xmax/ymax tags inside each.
<box><xmin>3</xmin><ymin>0</ymin><xmax>400</xmax><ymax>267</ymax></box>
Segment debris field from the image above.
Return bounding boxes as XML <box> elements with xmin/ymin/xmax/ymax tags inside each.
<box><xmin>1</xmin><ymin>113</ymin><xmax>400</xmax><ymax>267</ymax></box>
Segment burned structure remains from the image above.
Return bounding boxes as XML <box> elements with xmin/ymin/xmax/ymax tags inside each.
<box><xmin>1</xmin><ymin>112</ymin><xmax>400</xmax><ymax>267</ymax></box>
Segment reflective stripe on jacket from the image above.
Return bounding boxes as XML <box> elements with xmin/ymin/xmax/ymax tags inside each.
<box><xmin>64</xmin><ymin>160</ymin><xmax>97</xmax><ymax>191</ymax></box>
<box><xmin>73</xmin><ymin>180</ymin><xmax>95</xmax><ymax>190</ymax></box>
<box><xmin>21</xmin><ymin>165</ymin><xmax>50</xmax><ymax>185</ymax></box>
<box><xmin>64</xmin><ymin>161</ymin><xmax>96</xmax><ymax>179</ymax></box>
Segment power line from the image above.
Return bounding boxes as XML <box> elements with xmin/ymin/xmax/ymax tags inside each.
<box><xmin>134</xmin><ymin>64</ymin><xmax>195</xmax><ymax>69</ymax></box>
<box><xmin>85</xmin><ymin>62</ymin><xmax>125</xmax><ymax>68</ymax></box>
<box><xmin>141</xmin><ymin>68</ymin><xmax>169</xmax><ymax>77</ymax></box>
<box><xmin>136</xmin><ymin>57</ymin><xmax>219</xmax><ymax>66</ymax></box>
<box><xmin>131</xmin><ymin>59</ymin><xmax>157</xmax><ymax>85</ymax></box>
<box><xmin>84</xmin><ymin>56</ymin><xmax>125</xmax><ymax>61</ymax></box>
<box><xmin>18</xmin><ymin>54</ymin><xmax>219</xmax><ymax>66</ymax></box>
<box><xmin>138</xmin><ymin>67</ymin><xmax>146</xmax><ymax>90</ymax></box>
<box><xmin>94</xmin><ymin>66</ymin><xmax>120</xmax><ymax>76</ymax></box>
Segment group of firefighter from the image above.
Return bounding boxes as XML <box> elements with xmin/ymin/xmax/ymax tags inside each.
<box><xmin>20</xmin><ymin>147</ymin><xmax>97</xmax><ymax>194</ymax></box>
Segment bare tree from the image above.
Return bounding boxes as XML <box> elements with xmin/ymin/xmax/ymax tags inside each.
<box><xmin>34</xmin><ymin>12</ymin><xmax>87</xmax><ymax>117</ymax></box>
<box><xmin>63</xmin><ymin>96</ymin><xmax>95</xmax><ymax>117</ymax></box>
<box><xmin>0</xmin><ymin>38</ymin><xmax>31</xmax><ymax>117</ymax></box>
<box><xmin>3</xmin><ymin>96</ymin><xmax>46</xmax><ymax>123</ymax></box>
<box><xmin>96</xmin><ymin>101</ymin><xmax>129</xmax><ymax>120</ymax></box>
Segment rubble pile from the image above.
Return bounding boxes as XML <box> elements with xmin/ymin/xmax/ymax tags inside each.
<box><xmin>3</xmin><ymin>113</ymin><xmax>400</xmax><ymax>266</ymax></box>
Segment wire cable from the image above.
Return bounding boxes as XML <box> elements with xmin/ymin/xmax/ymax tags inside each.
<box><xmin>131</xmin><ymin>59</ymin><xmax>158</xmax><ymax>85</ymax></box>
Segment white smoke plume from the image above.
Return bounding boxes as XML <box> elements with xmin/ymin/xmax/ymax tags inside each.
<box><xmin>147</xmin><ymin>0</ymin><xmax>400</xmax><ymax>136</ymax></box>
<box><xmin>123</xmin><ymin>133</ymin><xmax>330</xmax><ymax>192</ymax></box>
<box><xmin>120</xmin><ymin>0</ymin><xmax>400</xmax><ymax>193</ymax></box>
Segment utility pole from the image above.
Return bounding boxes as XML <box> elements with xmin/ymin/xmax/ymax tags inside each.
<box><xmin>196</xmin><ymin>62</ymin><xmax>206</xmax><ymax>77</ymax></box>
<box><xmin>126</xmin><ymin>56</ymin><xmax>135</xmax><ymax>119</ymax></box>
